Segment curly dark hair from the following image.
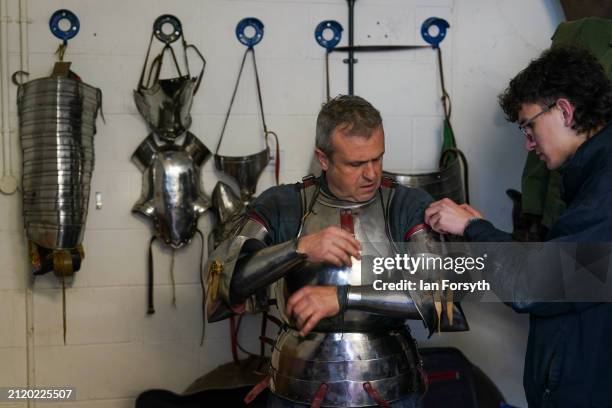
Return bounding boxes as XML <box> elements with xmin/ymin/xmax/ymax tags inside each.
<box><xmin>498</xmin><ymin>46</ymin><xmax>612</xmax><ymax>133</ymax></box>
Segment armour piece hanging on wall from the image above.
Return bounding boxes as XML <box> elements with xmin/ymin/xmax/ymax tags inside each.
<box><xmin>213</xmin><ymin>17</ymin><xmax>279</xmax><ymax>207</ymax></box>
<box><xmin>17</xmin><ymin>9</ymin><xmax>102</xmax><ymax>279</ymax></box>
<box><xmin>132</xmin><ymin>15</ymin><xmax>210</xmax><ymax>314</ymax></box>
<box><xmin>209</xmin><ymin>17</ymin><xmax>280</xmax><ymax>253</ymax></box>
<box><xmin>16</xmin><ymin>9</ymin><xmax>103</xmax><ymax>343</ymax></box>
<box><xmin>315</xmin><ymin>14</ymin><xmax>469</xmax><ymax>204</ymax></box>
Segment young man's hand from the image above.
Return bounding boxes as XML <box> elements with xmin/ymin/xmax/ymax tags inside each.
<box><xmin>425</xmin><ymin>198</ymin><xmax>483</xmax><ymax>235</ymax></box>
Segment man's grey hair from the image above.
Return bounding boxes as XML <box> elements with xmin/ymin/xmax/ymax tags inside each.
<box><xmin>315</xmin><ymin>95</ymin><xmax>383</xmax><ymax>157</ymax></box>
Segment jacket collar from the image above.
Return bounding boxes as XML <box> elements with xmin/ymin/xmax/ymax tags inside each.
<box><xmin>560</xmin><ymin>121</ymin><xmax>612</xmax><ymax>203</ymax></box>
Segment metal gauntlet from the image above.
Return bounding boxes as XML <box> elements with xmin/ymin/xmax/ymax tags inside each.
<box><xmin>343</xmin><ymin>285</ymin><xmax>421</xmax><ymax>318</ymax></box>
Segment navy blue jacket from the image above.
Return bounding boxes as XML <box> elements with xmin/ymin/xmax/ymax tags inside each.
<box><xmin>465</xmin><ymin>121</ymin><xmax>612</xmax><ymax>408</ymax></box>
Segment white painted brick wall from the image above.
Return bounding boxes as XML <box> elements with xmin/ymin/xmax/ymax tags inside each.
<box><xmin>0</xmin><ymin>0</ymin><xmax>565</xmax><ymax>406</ymax></box>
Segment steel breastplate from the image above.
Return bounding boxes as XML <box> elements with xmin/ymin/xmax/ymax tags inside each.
<box><xmin>270</xmin><ymin>185</ymin><xmax>425</xmax><ymax>406</ymax></box>
<box><xmin>133</xmin><ymin>75</ymin><xmax>197</xmax><ymax>140</ymax></box>
<box><xmin>275</xmin><ymin>187</ymin><xmax>401</xmax><ymax>332</ymax></box>
<box><xmin>132</xmin><ymin>132</ymin><xmax>210</xmax><ymax>248</ymax></box>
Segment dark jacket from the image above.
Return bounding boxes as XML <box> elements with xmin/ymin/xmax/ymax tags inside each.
<box><xmin>465</xmin><ymin>121</ymin><xmax>612</xmax><ymax>408</ymax></box>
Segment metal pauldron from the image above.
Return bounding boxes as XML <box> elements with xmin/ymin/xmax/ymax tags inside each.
<box><xmin>206</xmin><ymin>218</ymin><xmax>306</xmax><ymax>322</ymax></box>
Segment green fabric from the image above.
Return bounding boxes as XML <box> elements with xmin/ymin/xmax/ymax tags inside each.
<box><xmin>521</xmin><ymin>151</ymin><xmax>549</xmax><ymax>215</ymax></box>
<box><xmin>520</xmin><ymin>17</ymin><xmax>612</xmax><ymax>227</ymax></box>
<box><xmin>552</xmin><ymin>17</ymin><xmax>612</xmax><ymax>79</ymax></box>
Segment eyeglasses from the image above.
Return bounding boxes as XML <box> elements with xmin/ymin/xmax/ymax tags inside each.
<box><xmin>518</xmin><ymin>102</ymin><xmax>557</xmax><ymax>138</ymax></box>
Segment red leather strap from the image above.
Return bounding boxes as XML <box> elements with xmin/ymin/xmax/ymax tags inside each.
<box><xmin>302</xmin><ymin>175</ymin><xmax>317</xmax><ymax>188</ymax></box>
<box><xmin>310</xmin><ymin>383</ymin><xmax>328</xmax><ymax>408</ymax></box>
<box><xmin>248</xmin><ymin>212</ymin><xmax>269</xmax><ymax>230</ymax></box>
<box><xmin>363</xmin><ymin>382</ymin><xmax>392</xmax><ymax>408</ymax></box>
<box><xmin>404</xmin><ymin>223</ymin><xmax>429</xmax><ymax>240</ymax></box>
<box><xmin>340</xmin><ymin>209</ymin><xmax>354</xmax><ymax>235</ymax></box>
<box><xmin>229</xmin><ymin>316</ymin><xmax>239</xmax><ymax>364</ymax></box>
<box><xmin>427</xmin><ymin>370</ymin><xmax>460</xmax><ymax>383</ymax></box>
<box><xmin>381</xmin><ymin>176</ymin><xmax>396</xmax><ymax>188</ymax></box>
<box><xmin>275</xmin><ymin>138</ymin><xmax>280</xmax><ymax>186</ymax></box>
<box><xmin>243</xmin><ymin>375</ymin><xmax>271</xmax><ymax>404</ymax></box>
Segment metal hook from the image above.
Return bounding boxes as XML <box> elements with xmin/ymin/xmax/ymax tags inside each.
<box><xmin>11</xmin><ymin>70</ymin><xmax>29</xmax><ymax>86</ymax></box>
<box><xmin>314</xmin><ymin>20</ymin><xmax>343</xmax><ymax>50</ymax></box>
<box><xmin>421</xmin><ymin>17</ymin><xmax>449</xmax><ymax>48</ymax></box>
<box><xmin>49</xmin><ymin>9</ymin><xmax>80</xmax><ymax>42</ymax></box>
<box><xmin>235</xmin><ymin>18</ymin><xmax>264</xmax><ymax>47</ymax></box>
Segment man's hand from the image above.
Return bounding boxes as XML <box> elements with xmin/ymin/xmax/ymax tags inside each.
<box><xmin>425</xmin><ymin>198</ymin><xmax>484</xmax><ymax>235</ymax></box>
<box><xmin>286</xmin><ymin>286</ymin><xmax>340</xmax><ymax>336</ymax></box>
<box><xmin>297</xmin><ymin>226</ymin><xmax>361</xmax><ymax>267</ymax></box>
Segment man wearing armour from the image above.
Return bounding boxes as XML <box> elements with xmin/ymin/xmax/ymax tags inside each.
<box><xmin>207</xmin><ymin>95</ymin><xmax>466</xmax><ymax>407</ymax></box>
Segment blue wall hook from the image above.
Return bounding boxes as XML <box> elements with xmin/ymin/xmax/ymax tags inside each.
<box><xmin>236</xmin><ymin>18</ymin><xmax>264</xmax><ymax>47</ymax></box>
<box><xmin>49</xmin><ymin>9</ymin><xmax>80</xmax><ymax>42</ymax></box>
<box><xmin>315</xmin><ymin>20</ymin><xmax>343</xmax><ymax>50</ymax></box>
<box><xmin>421</xmin><ymin>17</ymin><xmax>449</xmax><ymax>48</ymax></box>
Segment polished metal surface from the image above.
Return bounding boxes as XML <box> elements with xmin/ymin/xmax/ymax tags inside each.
<box><xmin>211</xmin><ymin>181</ymin><xmax>243</xmax><ymax>226</ymax></box>
<box><xmin>274</xmin><ymin>188</ymin><xmax>408</xmax><ymax>332</ymax></box>
<box><xmin>213</xmin><ymin>147</ymin><xmax>270</xmax><ymax>205</ymax></box>
<box><xmin>208</xmin><ymin>181</ymin><xmax>245</xmax><ymax>252</ymax></box>
<box><xmin>134</xmin><ymin>76</ymin><xmax>198</xmax><ymax>140</ymax></box>
<box><xmin>17</xmin><ymin>76</ymin><xmax>102</xmax><ymax>249</ymax></box>
<box><xmin>132</xmin><ymin>132</ymin><xmax>211</xmax><ymax>248</ymax></box>
<box><xmin>385</xmin><ymin>157</ymin><xmax>466</xmax><ymax>204</ymax></box>
<box><xmin>270</xmin><ymin>326</ymin><xmax>422</xmax><ymax>407</ymax></box>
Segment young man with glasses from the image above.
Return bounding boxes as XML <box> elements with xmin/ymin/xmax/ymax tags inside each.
<box><xmin>425</xmin><ymin>46</ymin><xmax>612</xmax><ymax>407</ymax></box>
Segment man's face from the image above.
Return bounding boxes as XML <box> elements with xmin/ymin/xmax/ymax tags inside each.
<box><xmin>518</xmin><ymin>101</ymin><xmax>581</xmax><ymax>170</ymax></box>
<box><xmin>316</xmin><ymin>126</ymin><xmax>385</xmax><ymax>202</ymax></box>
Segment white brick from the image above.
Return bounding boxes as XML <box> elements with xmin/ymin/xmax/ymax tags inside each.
<box><xmin>0</xmin><ymin>232</ymin><xmax>28</xmax><ymax>291</ymax></box>
<box><xmin>411</xmin><ymin>116</ymin><xmax>445</xmax><ymax>172</ymax></box>
<box><xmin>35</xmin><ymin>342</ymin><xmax>202</xmax><ymax>400</ymax></box>
<box><xmin>380</xmin><ymin>116</ymin><xmax>413</xmax><ymax>173</ymax></box>
<box><xmin>84</xmin><ymin>229</ymin><xmax>151</xmax><ymax>287</ymax></box>
<box><xmin>0</xmin><ymin>192</ymin><xmax>21</xmax><ymax>233</ymax></box>
<box><xmin>0</xmin><ymin>291</ymin><xmax>26</xmax><ymax>347</ymax></box>
<box><xmin>33</xmin><ymin>287</ymin><xmax>138</xmax><ymax>346</ymax></box>
<box><xmin>85</xmin><ymin>171</ymin><xmax>142</xmax><ymax>231</ymax></box>
<box><xmin>129</xmin><ymin>285</ymin><xmax>204</xmax><ymax>343</ymax></box>
<box><xmin>0</xmin><ymin>347</ymin><xmax>27</xmax><ymax>387</ymax></box>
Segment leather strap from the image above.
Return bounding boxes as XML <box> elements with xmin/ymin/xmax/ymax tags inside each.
<box><xmin>363</xmin><ymin>382</ymin><xmax>392</xmax><ymax>408</ymax></box>
<box><xmin>310</xmin><ymin>383</ymin><xmax>329</xmax><ymax>408</ymax></box>
<box><xmin>243</xmin><ymin>375</ymin><xmax>271</xmax><ymax>404</ymax></box>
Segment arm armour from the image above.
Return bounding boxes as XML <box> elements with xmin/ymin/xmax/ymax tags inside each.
<box><xmin>345</xmin><ymin>285</ymin><xmax>421</xmax><ymax>318</ymax></box>
<box><xmin>206</xmin><ymin>217</ymin><xmax>306</xmax><ymax>322</ymax></box>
